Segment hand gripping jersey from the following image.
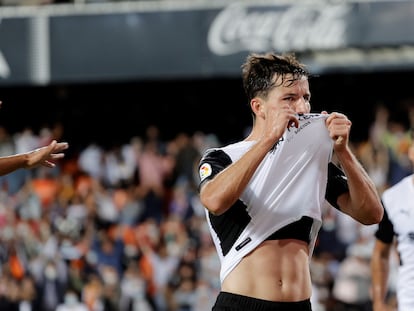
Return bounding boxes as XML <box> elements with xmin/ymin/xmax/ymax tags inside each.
<box><xmin>376</xmin><ymin>175</ymin><xmax>414</xmax><ymax>311</ymax></box>
<box><xmin>198</xmin><ymin>114</ymin><xmax>335</xmax><ymax>283</ymax></box>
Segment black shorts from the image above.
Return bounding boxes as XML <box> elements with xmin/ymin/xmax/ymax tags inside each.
<box><xmin>212</xmin><ymin>292</ymin><xmax>312</xmax><ymax>311</ymax></box>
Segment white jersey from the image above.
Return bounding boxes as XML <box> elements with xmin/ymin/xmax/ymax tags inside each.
<box><xmin>200</xmin><ymin>114</ymin><xmax>334</xmax><ymax>283</ymax></box>
<box><xmin>381</xmin><ymin>175</ymin><xmax>414</xmax><ymax>311</ymax></box>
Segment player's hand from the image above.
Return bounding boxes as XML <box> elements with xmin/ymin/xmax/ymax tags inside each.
<box><xmin>26</xmin><ymin>140</ymin><xmax>69</xmax><ymax>168</ymax></box>
<box><xmin>323</xmin><ymin>111</ymin><xmax>351</xmax><ymax>151</ymax></box>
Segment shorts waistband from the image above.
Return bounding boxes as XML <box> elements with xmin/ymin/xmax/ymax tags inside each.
<box><xmin>213</xmin><ymin>292</ymin><xmax>312</xmax><ymax>311</ymax></box>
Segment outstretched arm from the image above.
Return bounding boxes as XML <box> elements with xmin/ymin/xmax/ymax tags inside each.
<box><xmin>0</xmin><ymin>139</ymin><xmax>69</xmax><ymax>176</ymax></box>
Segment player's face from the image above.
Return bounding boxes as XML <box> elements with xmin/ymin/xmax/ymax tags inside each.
<box><xmin>267</xmin><ymin>75</ymin><xmax>311</xmax><ymax>114</ymax></box>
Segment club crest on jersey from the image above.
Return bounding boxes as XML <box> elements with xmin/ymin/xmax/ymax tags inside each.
<box><xmin>199</xmin><ymin>163</ymin><xmax>212</xmax><ymax>181</ymax></box>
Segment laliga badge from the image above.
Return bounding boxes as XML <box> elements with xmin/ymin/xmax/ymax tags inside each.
<box><xmin>199</xmin><ymin>163</ymin><xmax>212</xmax><ymax>181</ymax></box>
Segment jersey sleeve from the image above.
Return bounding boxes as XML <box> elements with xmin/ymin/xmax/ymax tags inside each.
<box><xmin>325</xmin><ymin>162</ymin><xmax>349</xmax><ymax>210</ymax></box>
<box><xmin>198</xmin><ymin>149</ymin><xmax>232</xmax><ymax>191</ymax></box>
<box><xmin>374</xmin><ymin>206</ymin><xmax>395</xmax><ymax>244</ymax></box>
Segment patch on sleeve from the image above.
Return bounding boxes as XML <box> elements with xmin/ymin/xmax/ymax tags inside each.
<box><xmin>199</xmin><ymin>163</ymin><xmax>212</xmax><ymax>181</ymax></box>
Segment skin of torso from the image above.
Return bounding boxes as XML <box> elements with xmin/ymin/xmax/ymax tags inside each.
<box><xmin>221</xmin><ymin>239</ymin><xmax>311</xmax><ymax>301</ymax></box>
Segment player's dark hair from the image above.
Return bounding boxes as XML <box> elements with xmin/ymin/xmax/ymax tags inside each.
<box><xmin>241</xmin><ymin>52</ymin><xmax>309</xmax><ymax>104</ymax></box>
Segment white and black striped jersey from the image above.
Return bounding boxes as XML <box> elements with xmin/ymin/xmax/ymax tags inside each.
<box><xmin>375</xmin><ymin>175</ymin><xmax>414</xmax><ymax>311</ymax></box>
<box><xmin>198</xmin><ymin>113</ymin><xmax>349</xmax><ymax>283</ymax></box>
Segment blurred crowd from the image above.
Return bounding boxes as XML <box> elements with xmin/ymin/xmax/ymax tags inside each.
<box><xmin>0</xmin><ymin>124</ymin><xmax>221</xmax><ymax>311</ymax></box>
<box><xmin>0</xmin><ymin>103</ymin><xmax>412</xmax><ymax>311</ymax></box>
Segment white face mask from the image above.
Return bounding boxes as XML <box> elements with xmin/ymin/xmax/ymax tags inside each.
<box><xmin>102</xmin><ymin>269</ymin><xmax>118</xmax><ymax>285</ymax></box>
<box><xmin>64</xmin><ymin>293</ymin><xmax>78</xmax><ymax>306</ymax></box>
<box><xmin>44</xmin><ymin>265</ymin><xmax>57</xmax><ymax>280</ymax></box>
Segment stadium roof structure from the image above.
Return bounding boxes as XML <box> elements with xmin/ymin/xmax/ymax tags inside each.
<box><xmin>0</xmin><ymin>0</ymin><xmax>414</xmax><ymax>85</ymax></box>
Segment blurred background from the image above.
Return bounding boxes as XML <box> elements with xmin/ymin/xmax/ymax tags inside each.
<box><xmin>0</xmin><ymin>0</ymin><xmax>412</xmax><ymax>310</ymax></box>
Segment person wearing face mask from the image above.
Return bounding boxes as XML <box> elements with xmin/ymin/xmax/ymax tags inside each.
<box><xmin>36</xmin><ymin>260</ymin><xmax>67</xmax><ymax>311</ymax></box>
<box><xmin>197</xmin><ymin>52</ymin><xmax>383</xmax><ymax>311</ymax></box>
<box><xmin>56</xmin><ymin>289</ymin><xmax>88</xmax><ymax>311</ymax></box>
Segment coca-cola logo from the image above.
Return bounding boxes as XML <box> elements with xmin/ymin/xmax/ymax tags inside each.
<box><xmin>207</xmin><ymin>3</ymin><xmax>351</xmax><ymax>55</ymax></box>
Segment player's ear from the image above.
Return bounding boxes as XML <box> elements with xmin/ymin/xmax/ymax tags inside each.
<box><xmin>251</xmin><ymin>98</ymin><xmax>265</xmax><ymax>118</ymax></box>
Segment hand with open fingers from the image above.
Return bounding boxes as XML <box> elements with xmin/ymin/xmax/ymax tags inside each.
<box><xmin>27</xmin><ymin>140</ymin><xmax>69</xmax><ymax>168</ymax></box>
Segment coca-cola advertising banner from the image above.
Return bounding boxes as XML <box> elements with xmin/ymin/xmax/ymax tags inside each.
<box><xmin>1</xmin><ymin>0</ymin><xmax>414</xmax><ymax>85</ymax></box>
